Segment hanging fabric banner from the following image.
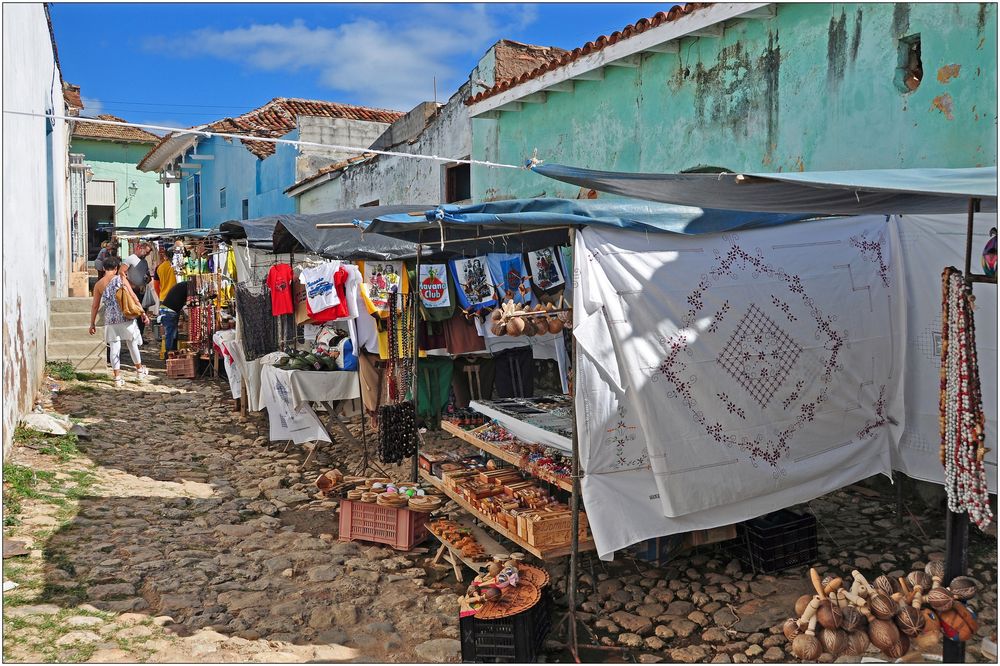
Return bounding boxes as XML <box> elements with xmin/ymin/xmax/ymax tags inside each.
<box><xmin>450</xmin><ymin>256</ymin><xmax>497</xmax><ymax>311</ymax></box>
<box><xmin>526</xmin><ymin>247</ymin><xmax>566</xmax><ymax>291</ymax></box>
<box><xmin>418</xmin><ymin>264</ymin><xmax>452</xmax><ymax>309</ymax></box>
<box><xmin>575</xmin><ymin>216</ymin><xmax>904</xmax><ymax>557</ymax></box>
<box><xmin>360</xmin><ymin>260</ymin><xmax>407</xmax><ymax>317</ymax></box>
<box><xmin>487</xmin><ymin>253</ymin><xmax>533</xmax><ymax>305</ymax></box>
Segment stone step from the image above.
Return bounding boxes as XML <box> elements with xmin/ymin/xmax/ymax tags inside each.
<box><xmin>48</xmin><ymin>325</ymin><xmax>94</xmax><ymax>343</ymax></box>
<box><xmin>46</xmin><ymin>340</ymin><xmax>107</xmax><ymax>359</ymax></box>
<box><xmin>50</xmin><ymin>311</ymin><xmax>92</xmax><ymax>328</ymax></box>
<box><xmin>50</xmin><ymin>297</ymin><xmax>93</xmax><ymax>313</ymax></box>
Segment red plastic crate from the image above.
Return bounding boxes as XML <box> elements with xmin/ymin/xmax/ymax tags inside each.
<box><xmin>338</xmin><ymin>499</ymin><xmax>429</xmax><ymax>551</ymax></box>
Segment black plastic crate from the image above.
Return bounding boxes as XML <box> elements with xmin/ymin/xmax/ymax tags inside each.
<box><xmin>460</xmin><ymin>590</ymin><xmax>551</xmax><ymax>663</ymax></box>
<box><xmin>729</xmin><ymin>509</ymin><xmax>817</xmax><ymax>574</ymax></box>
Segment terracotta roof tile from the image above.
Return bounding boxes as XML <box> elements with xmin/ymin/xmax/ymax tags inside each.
<box><xmin>204</xmin><ymin>97</ymin><xmax>405</xmax><ymax>159</ymax></box>
<box><xmin>63</xmin><ymin>82</ymin><xmax>83</xmax><ymax>110</ymax></box>
<box><xmin>466</xmin><ymin>3</ymin><xmax>709</xmax><ymax>106</ymax></box>
<box><xmin>72</xmin><ymin>115</ymin><xmax>159</xmax><ymax>143</ymax></box>
<box><xmin>139</xmin><ymin>97</ymin><xmax>405</xmax><ymax>167</ymax></box>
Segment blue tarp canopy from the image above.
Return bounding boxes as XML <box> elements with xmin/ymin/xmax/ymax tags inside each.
<box><xmin>531</xmin><ymin>164</ymin><xmax>997</xmax><ymax>215</ymax></box>
<box><xmin>361</xmin><ymin>198</ymin><xmax>815</xmax><ymax>253</ymax></box>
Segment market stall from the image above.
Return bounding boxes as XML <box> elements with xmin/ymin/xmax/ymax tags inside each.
<box><xmin>363</xmin><ymin>174</ymin><xmax>997</xmax><ymax>660</ymax></box>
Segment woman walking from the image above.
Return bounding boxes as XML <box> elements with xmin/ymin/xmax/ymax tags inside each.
<box><xmin>89</xmin><ymin>255</ymin><xmax>149</xmax><ymax>386</ymax></box>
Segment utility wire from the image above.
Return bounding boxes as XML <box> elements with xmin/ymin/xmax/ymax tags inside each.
<box><xmin>6</xmin><ymin>110</ymin><xmax>527</xmax><ymax>170</ymax></box>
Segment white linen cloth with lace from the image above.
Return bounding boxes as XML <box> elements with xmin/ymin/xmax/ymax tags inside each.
<box><xmin>574</xmin><ymin>216</ymin><xmax>903</xmax><ymax>559</ymax></box>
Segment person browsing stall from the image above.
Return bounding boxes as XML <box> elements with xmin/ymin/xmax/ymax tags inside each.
<box><xmin>88</xmin><ymin>255</ymin><xmax>149</xmax><ymax>386</ymax></box>
<box><xmin>123</xmin><ymin>242</ymin><xmax>154</xmax><ymax>344</ymax></box>
<box><xmin>159</xmin><ymin>282</ymin><xmax>188</xmax><ymax>353</ymax></box>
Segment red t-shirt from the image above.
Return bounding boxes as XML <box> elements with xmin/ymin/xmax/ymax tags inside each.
<box><xmin>266</xmin><ymin>263</ymin><xmax>295</xmax><ymax>316</ymax></box>
<box><xmin>307</xmin><ymin>266</ymin><xmax>350</xmax><ymax>322</ymax></box>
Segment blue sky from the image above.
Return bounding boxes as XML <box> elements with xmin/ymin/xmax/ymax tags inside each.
<box><xmin>50</xmin><ymin>3</ymin><xmax>672</xmax><ymax>131</ymax></box>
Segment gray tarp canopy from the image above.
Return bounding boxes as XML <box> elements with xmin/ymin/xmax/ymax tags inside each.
<box><xmin>531</xmin><ymin>164</ymin><xmax>998</xmax><ymax>214</ymax></box>
<box><xmin>270</xmin><ymin>206</ymin><xmax>428</xmax><ymax>259</ymax></box>
<box><xmin>219</xmin><ymin>206</ymin><xmax>427</xmax><ymax>260</ymax></box>
<box><xmin>218</xmin><ymin>219</ymin><xmax>277</xmax><ymax>249</ymax></box>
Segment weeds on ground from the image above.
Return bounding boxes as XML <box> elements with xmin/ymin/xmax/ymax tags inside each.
<box><xmin>2</xmin><ymin>464</ymin><xmax>56</xmax><ymax>526</ymax></box>
<box><xmin>13</xmin><ymin>426</ymin><xmax>80</xmax><ymax>462</ymax></box>
<box><xmin>45</xmin><ymin>361</ymin><xmax>77</xmax><ymax>381</ymax></box>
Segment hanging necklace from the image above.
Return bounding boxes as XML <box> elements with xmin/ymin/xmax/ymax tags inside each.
<box><xmin>940</xmin><ymin>267</ymin><xmax>992</xmax><ymax>530</ymax></box>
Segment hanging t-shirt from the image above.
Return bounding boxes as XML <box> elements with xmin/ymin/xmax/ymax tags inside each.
<box><xmin>299</xmin><ymin>262</ymin><xmax>341</xmax><ymax>314</ymax></box>
<box><xmin>307</xmin><ymin>265</ymin><xmax>351</xmax><ymax>322</ymax></box>
<box><xmin>359</xmin><ymin>260</ymin><xmax>408</xmax><ymax>318</ymax></box>
<box><xmin>265</xmin><ymin>263</ymin><xmax>295</xmax><ymax>316</ymax></box>
<box><xmin>450</xmin><ymin>256</ymin><xmax>497</xmax><ymax>312</ymax></box>
<box><xmin>487</xmin><ymin>253</ymin><xmax>533</xmax><ymax>305</ymax></box>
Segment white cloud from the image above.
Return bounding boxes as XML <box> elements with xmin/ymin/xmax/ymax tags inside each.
<box><xmin>81</xmin><ymin>97</ymin><xmax>105</xmax><ymax>116</ymax></box>
<box><xmin>142</xmin><ymin>5</ymin><xmax>539</xmax><ymax>110</ymax></box>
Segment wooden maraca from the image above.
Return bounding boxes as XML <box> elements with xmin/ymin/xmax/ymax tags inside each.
<box><xmin>925</xmin><ymin>560</ymin><xmax>944</xmax><ymax>588</ymax></box>
<box><xmin>795</xmin><ymin>594</ymin><xmax>814</xmax><ymax>617</ymax></box>
<box><xmin>868</xmin><ymin>591</ymin><xmax>898</xmax><ymax>620</ymax></box>
<box><xmin>840</xmin><ymin>603</ymin><xmax>867</xmax><ymax>633</ymax></box>
<box><xmin>873</xmin><ymin>574</ymin><xmax>899</xmax><ymax>596</ymax></box>
<box><xmin>845</xmin><ymin>629</ymin><xmax>870</xmax><ymax>656</ymax></box>
<box><xmin>819</xmin><ymin>627</ymin><xmax>848</xmax><ymax>656</ymax></box>
<box><xmin>792</xmin><ymin>615</ymin><xmax>822</xmax><ymax>661</ymax></box>
<box><xmin>810</xmin><ymin>569</ymin><xmax>842</xmax><ymax>629</ymax></box>
<box><xmin>948</xmin><ymin>576</ymin><xmax>978</xmax><ymax>601</ymax></box>
<box><xmin>926</xmin><ymin>586</ymin><xmax>956</xmax><ymax>613</ymax></box>
<box><xmin>907</xmin><ymin>570</ymin><xmax>932</xmax><ymax>593</ymax></box>
<box><xmin>783</xmin><ymin>617</ymin><xmax>802</xmax><ymax>642</ymax></box>
<box><xmin>868</xmin><ymin>617</ymin><xmax>902</xmax><ymax>655</ymax></box>
<box><xmin>884</xmin><ymin>632</ymin><xmax>910</xmax><ymax>660</ymax></box>
<box><xmin>896</xmin><ymin>585</ymin><xmax>926</xmax><ymax>637</ymax></box>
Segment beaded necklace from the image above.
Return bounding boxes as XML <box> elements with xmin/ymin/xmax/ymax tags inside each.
<box><xmin>939</xmin><ymin>267</ymin><xmax>992</xmax><ymax>530</ymax></box>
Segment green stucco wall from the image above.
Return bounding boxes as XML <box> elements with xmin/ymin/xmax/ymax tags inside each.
<box><xmin>71</xmin><ymin>137</ymin><xmax>181</xmax><ymax>229</ymax></box>
<box><xmin>473</xmin><ymin>3</ymin><xmax>997</xmax><ymax>201</ymax></box>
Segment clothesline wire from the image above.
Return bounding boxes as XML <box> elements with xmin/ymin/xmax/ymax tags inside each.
<box><xmin>4</xmin><ymin>110</ymin><xmax>528</xmax><ymax>171</ymax></box>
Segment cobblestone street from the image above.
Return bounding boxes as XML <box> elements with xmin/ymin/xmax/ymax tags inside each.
<box><xmin>2</xmin><ymin>369</ymin><xmax>997</xmax><ymax>663</ymax></box>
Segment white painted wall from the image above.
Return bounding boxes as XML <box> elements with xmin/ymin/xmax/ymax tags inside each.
<box><xmin>2</xmin><ymin>4</ymin><xmax>69</xmax><ymax>454</ymax></box>
<box><xmin>298</xmin><ymin>85</ymin><xmax>471</xmax><ymax>213</ymax></box>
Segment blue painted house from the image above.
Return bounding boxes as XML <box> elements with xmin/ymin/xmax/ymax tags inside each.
<box><xmin>137</xmin><ymin>98</ymin><xmax>403</xmax><ymax>229</ymax></box>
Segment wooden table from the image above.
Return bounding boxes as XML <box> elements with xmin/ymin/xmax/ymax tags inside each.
<box><xmin>419</xmin><ymin>468</ymin><xmax>595</xmax><ymax>560</ymax></box>
<box><xmin>441</xmin><ymin>421</ymin><xmax>575</xmax><ymax>493</ymax></box>
<box><xmin>427</xmin><ymin>514</ymin><xmax>509</xmax><ymax>582</ymax></box>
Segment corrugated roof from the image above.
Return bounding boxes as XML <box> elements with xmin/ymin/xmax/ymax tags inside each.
<box><xmin>72</xmin><ymin>115</ymin><xmax>159</xmax><ymax>143</ymax></box>
<box><xmin>466</xmin><ymin>3</ymin><xmax>709</xmax><ymax>105</ymax></box>
<box><xmin>138</xmin><ymin>97</ymin><xmax>405</xmax><ymax>169</ymax></box>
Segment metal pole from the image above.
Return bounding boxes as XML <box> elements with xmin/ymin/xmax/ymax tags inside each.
<box><xmin>410</xmin><ymin>244</ymin><xmax>422</xmax><ymax>483</ymax></box>
<box><xmin>567</xmin><ymin>227</ymin><xmax>580</xmax><ymax>661</ymax></box>
<box><xmin>942</xmin><ymin>197</ymin><xmax>979</xmax><ymax>664</ymax></box>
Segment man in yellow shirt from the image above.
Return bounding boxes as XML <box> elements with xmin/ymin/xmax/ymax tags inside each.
<box><xmin>154</xmin><ymin>243</ymin><xmax>177</xmax><ymax>298</ymax></box>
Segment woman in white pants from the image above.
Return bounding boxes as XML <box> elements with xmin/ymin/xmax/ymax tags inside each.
<box><xmin>89</xmin><ymin>255</ymin><xmax>149</xmax><ymax>387</ymax></box>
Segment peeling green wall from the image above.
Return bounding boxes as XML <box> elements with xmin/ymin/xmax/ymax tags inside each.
<box><xmin>472</xmin><ymin>2</ymin><xmax>997</xmax><ymax>201</ymax></box>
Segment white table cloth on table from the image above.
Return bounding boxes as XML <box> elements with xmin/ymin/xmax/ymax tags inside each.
<box><xmin>575</xmin><ymin>216</ymin><xmax>903</xmax><ymax>559</ymax></box>
<box><xmin>257</xmin><ymin>367</ymin><xmax>361</xmax><ymax>411</ymax></box>
<box><xmin>259</xmin><ymin>364</ymin><xmax>332</xmax><ymax>445</ymax></box>
<box><xmin>212</xmin><ymin>330</ymin><xmax>242</xmax><ymax>400</ymax></box>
